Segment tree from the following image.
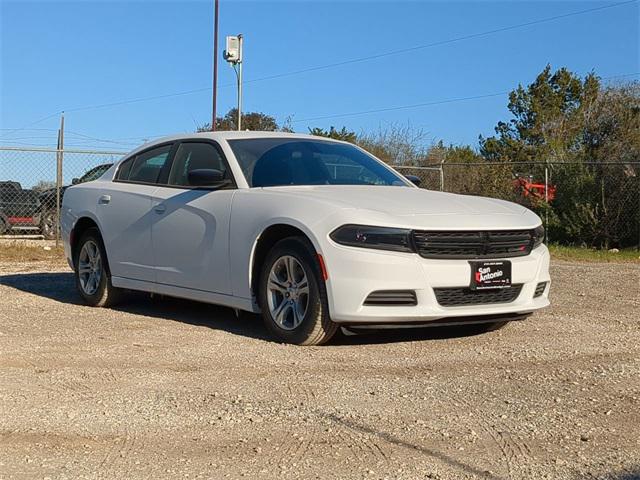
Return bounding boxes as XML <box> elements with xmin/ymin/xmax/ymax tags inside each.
<box><xmin>479</xmin><ymin>65</ymin><xmax>639</xmax><ymax>247</ymax></box>
<box><xmin>308</xmin><ymin>126</ymin><xmax>357</xmax><ymax>143</ymax></box>
<box><xmin>198</xmin><ymin>108</ymin><xmax>279</xmax><ymax>132</ymax></box>
<box><xmin>480</xmin><ymin>65</ymin><xmax>600</xmax><ymax>163</ymax></box>
<box><xmin>356</xmin><ymin>124</ymin><xmax>430</xmax><ymax>166</ymax></box>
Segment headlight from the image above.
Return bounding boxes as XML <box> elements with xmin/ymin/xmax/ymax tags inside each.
<box><xmin>532</xmin><ymin>224</ymin><xmax>545</xmax><ymax>248</ymax></box>
<box><xmin>330</xmin><ymin>224</ymin><xmax>413</xmax><ymax>253</ymax></box>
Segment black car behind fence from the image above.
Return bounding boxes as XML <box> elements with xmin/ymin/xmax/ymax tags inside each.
<box><xmin>0</xmin><ymin>146</ymin><xmax>122</xmax><ymax>240</ymax></box>
<box><xmin>0</xmin><ymin>146</ymin><xmax>638</xmax><ymax>248</ymax></box>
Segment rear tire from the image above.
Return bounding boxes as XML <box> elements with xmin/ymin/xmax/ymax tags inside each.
<box><xmin>259</xmin><ymin>237</ymin><xmax>337</xmax><ymax>345</ymax></box>
<box><xmin>74</xmin><ymin>228</ymin><xmax>123</xmax><ymax>307</ymax></box>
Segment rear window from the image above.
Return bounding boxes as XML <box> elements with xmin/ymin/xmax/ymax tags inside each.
<box><xmin>116</xmin><ymin>145</ymin><xmax>171</xmax><ymax>184</ymax></box>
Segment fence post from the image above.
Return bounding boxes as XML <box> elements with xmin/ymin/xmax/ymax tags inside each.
<box><xmin>55</xmin><ymin>113</ymin><xmax>65</xmax><ymax>247</ymax></box>
<box><xmin>544</xmin><ymin>165</ymin><xmax>549</xmax><ymax>244</ymax></box>
<box><xmin>440</xmin><ymin>158</ymin><xmax>445</xmax><ymax>192</ymax></box>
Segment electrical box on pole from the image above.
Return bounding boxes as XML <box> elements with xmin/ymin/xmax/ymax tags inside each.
<box><xmin>224</xmin><ymin>34</ymin><xmax>244</xmax><ymax>130</ymax></box>
<box><xmin>224</xmin><ymin>35</ymin><xmax>242</xmax><ymax>64</ymax></box>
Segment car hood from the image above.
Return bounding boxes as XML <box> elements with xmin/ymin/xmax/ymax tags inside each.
<box><xmin>263</xmin><ymin>185</ymin><xmax>528</xmax><ymax>217</ymax></box>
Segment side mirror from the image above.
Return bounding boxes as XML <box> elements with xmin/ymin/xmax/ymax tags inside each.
<box><xmin>71</xmin><ymin>178</ymin><xmax>80</xmax><ymax>185</ymax></box>
<box><xmin>404</xmin><ymin>174</ymin><xmax>421</xmax><ymax>187</ymax></box>
<box><xmin>188</xmin><ymin>169</ymin><xmax>227</xmax><ymax>187</ymax></box>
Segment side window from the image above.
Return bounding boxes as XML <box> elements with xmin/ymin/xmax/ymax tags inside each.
<box><xmin>116</xmin><ymin>158</ymin><xmax>133</xmax><ymax>181</ymax></box>
<box><xmin>167</xmin><ymin>142</ymin><xmax>229</xmax><ymax>187</ymax></box>
<box><xmin>125</xmin><ymin>145</ymin><xmax>172</xmax><ymax>184</ymax></box>
<box><xmin>80</xmin><ymin>165</ymin><xmax>110</xmax><ymax>183</ymax></box>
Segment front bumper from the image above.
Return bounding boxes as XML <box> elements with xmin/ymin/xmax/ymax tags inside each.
<box><xmin>322</xmin><ymin>242</ymin><xmax>550</xmax><ymax>324</ymax></box>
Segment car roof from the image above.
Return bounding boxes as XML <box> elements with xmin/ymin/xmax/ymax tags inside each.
<box><xmin>125</xmin><ymin>131</ymin><xmax>348</xmax><ymax>158</ymax></box>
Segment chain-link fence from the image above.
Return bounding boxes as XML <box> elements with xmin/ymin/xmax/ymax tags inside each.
<box><xmin>0</xmin><ymin>147</ymin><xmax>125</xmax><ymax>241</ymax></box>
<box><xmin>397</xmin><ymin>162</ymin><xmax>640</xmax><ymax>249</ymax></box>
<box><xmin>1</xmin><ymin>146</ymin><xmax>638</xmax><ymax>249</ymax></box>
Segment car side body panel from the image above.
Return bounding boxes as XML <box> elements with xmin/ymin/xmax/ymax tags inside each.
<box><xmin>228</xmin><ymin>188</ymin><xmax>339</xmax><ymax>305</ymax></box>
<box><xmin>96</xmin><ymin>181</ymin><xmax>157</xmax><ymax>282</ymax></box>
<box><xmin>151</xmin><ymin>186</ymin><xmax>235</xmax><ymax>295</ymax></box>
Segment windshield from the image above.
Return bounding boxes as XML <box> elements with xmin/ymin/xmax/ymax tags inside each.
<box><xmin>228</xmin><ymin>138</ymin><xmax>409</xmax><ymax>188</ymax></box>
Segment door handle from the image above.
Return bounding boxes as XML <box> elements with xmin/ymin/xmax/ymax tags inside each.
<box><xmin>154</xmin><ymin>204</ymin><xmax>166</xmax><ymax>214</ymax></box>
<box><xmin>98</xmin><ymin>195</ymin><xmax>111</xmax><ymax>205</ymax></box>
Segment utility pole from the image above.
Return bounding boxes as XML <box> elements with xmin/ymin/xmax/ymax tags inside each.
<box><xmin>55</xmin><ymin>112</ymin><xmax>65</xmax><ymax>246</ymax></box>
<box><xmin>211</xmin><ymin>0</ymin><xmax>220</xmax><ymax>130</ymax></box>
<box><xmin>236</xmin><ymin>34</ymin><xmax>243</xmax><ymax>131</ymax></box>
<box><xmin>224</xmin><ymin>34</ymin><xmax>243</xmax><ymax>131</ymax></box>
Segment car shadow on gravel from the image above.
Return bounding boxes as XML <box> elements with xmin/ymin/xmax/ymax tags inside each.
<box><xmin>2</xmin><ymin>272</ymin><xmax>498</xmax><ymax>345</ymax></box>
<box><xmin>0</xmin><ymin>272</ymin><xmax>269</xmax><ymax>341</ymax></box>
<box><xmin>331</xmin><ymin>325</ymin><xmax>496</xmax><ymax>346</ymax></box>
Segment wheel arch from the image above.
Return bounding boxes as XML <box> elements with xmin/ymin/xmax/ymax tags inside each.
<box><xmin>70</xmin><ymin>216</ymin><xmax>102</xmax><ymax>269</ymax></box>
<box><xmin>249</xmin><ymin>221</ymin><xmax>324</xmax><ymax>305</ymax></box>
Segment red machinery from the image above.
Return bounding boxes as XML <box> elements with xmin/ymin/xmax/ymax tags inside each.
<box><xmin>513</xmin><ymin>174</ymin><xmax>556</xmax><ymax>203</ymax></box>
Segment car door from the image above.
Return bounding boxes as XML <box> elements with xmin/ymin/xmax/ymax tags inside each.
<box><xmin>97</xmin><ymin>143</ymin><xmax>173</xmax><ymax>283</ymax></box>
<box><xmin>150</xmin><ymin>140</ymin><xmax>235</xmax><ymax>294</ymax></box>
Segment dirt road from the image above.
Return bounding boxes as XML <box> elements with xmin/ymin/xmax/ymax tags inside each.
<box><xmin>1</xmin><ymin>257</ymin><xmax>638</xmax><ymax>479</ymax></box>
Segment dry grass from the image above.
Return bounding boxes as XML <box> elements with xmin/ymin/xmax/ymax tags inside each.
<box><xmin>0</xmin><ymin>241</ymin><xmax>65</xmax><ymax>264</ymax></box>
<box><xmin>548</xmin><ymin>244</ymin><xmax>640</xmax><ymax>263</ymax></box>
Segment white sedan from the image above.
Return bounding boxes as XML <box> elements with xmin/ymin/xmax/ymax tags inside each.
<box><xmin>61</xmin><ymin>132</ymin><xmax>550</xmax><ymax>345</ymax></box>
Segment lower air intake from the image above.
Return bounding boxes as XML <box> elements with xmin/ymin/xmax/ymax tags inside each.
<box><xmin>434</xmin><ymin>284</ymin><xmax>523</xmax><ymax>307</ymax></box>
<box><xmin>533</xmin><ymin>282</ymin><xmax>547</xmax><ymax>298</ymax></box>
<box><xmin>364</xmin><ymin>290</ymin><xmax>417</xmax><ymax>306</ymax></box>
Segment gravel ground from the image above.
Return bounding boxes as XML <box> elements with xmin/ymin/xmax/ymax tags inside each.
<box><xmin>0</xmin><ymin>258</ymin><xmax>639</xmax><ymax>480</ymax></box>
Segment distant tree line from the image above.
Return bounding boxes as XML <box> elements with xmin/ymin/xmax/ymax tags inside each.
<box><xmin>199</xmin><ymin>65</ymin><xmax>640</xmax><ymax>248</ymax></box>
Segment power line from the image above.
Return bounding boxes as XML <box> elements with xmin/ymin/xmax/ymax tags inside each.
<box><xmin>602</xmin><ymin>72</ymin><xmax>640</xmax><ymax>81</ymax></box>
<box><xmin>292</xmin><ymin>92</ymin><xmax>509</xmax><ymax>123</ymax></box>
<box><xmin>10</xmin><ymin>0</ymin><xmax>635</xmax><ymax>119</ymax></box>
<box><xmin>291</xmin><ymin>72</ymin><xmax>640</xmax><ymax>124</ymax></box>
<box><xmin>2</xmin><ymin>70</ymin><xmax>638</xmax><ymax>145</ymax></box>
<box><xmin>63</xmin><ymin>88</ymin><xmax>212</xmax><ymax>113</ymax></box>
<box><xmin>0</xmin><ymin>127</ymin><xmax>178</xmax><ymax>145</ymax></box>
<box><xmin>2</xmin><ymin>72</ymin><xmax>638</xmax><ymax>144</ymax></box>
<box><xmin>0</xmin><ymin>128</ymin><xmax>59</xmax><ymax>132</ymax></box>
<box><xmin>0</xmin><ymin>111</ymin><xmax>61</xmax><ymax>140</ymax></box>
<box><xmin>64</xmin><ymin>130</ymin><xmax>140</xmax><ymax>146</ymax></box>
<box><xmin>244</xmin><ymin>0</ymin><xmax>638</xmax><ymax>85</ymax></box>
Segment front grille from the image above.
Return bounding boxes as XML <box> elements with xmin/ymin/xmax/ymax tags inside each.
<box><xmin>434</xmin><ymin>284</ymin><xmax>523</xmax><ymax>307</ymax></box>
<box><xmin>364</xmin><ymin>290</ymin><xmax>417</xmax><ymax>306</ymax></box>
<box><xmin>533</xmin><ymin>282</ymin><xmax>547</xmax><ymax>298</ymax></box>
<box><xmin>412</xmin><ymin>230</ymin><xmax>534</xmax><ymax>259</ymax></box>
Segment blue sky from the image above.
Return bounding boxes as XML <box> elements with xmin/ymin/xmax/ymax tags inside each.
<box><xmin>1</xmin><ymin>0</ymin><xmax>638</xmax><ymax>152</ymax></box>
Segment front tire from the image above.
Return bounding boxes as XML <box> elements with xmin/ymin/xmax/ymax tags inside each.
<box><xmin>259</xmin><ymin>237</ymin><xmax>337</xmax><ymax>345</ymax></box>
<box><xmin>74</xmin><ymin>228</ymin><xmax>123</xmax><ymax>307</ymax></box>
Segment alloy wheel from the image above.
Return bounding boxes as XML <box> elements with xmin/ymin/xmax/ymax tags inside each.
<box><xmin>78</xmin><ymin>240</ymin><xmax>103</xmax><ymax>295</ymax></box>
<box><xmin>266</xmin><ymin>255</ymin><xmax>309</xmax><ymax>330</ymax></box>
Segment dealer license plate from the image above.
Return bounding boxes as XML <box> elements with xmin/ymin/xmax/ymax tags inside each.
<box><xmin>469</xmin><ymin>261</ymin><xmax>511</xmax><ymax>290</ymax></box>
